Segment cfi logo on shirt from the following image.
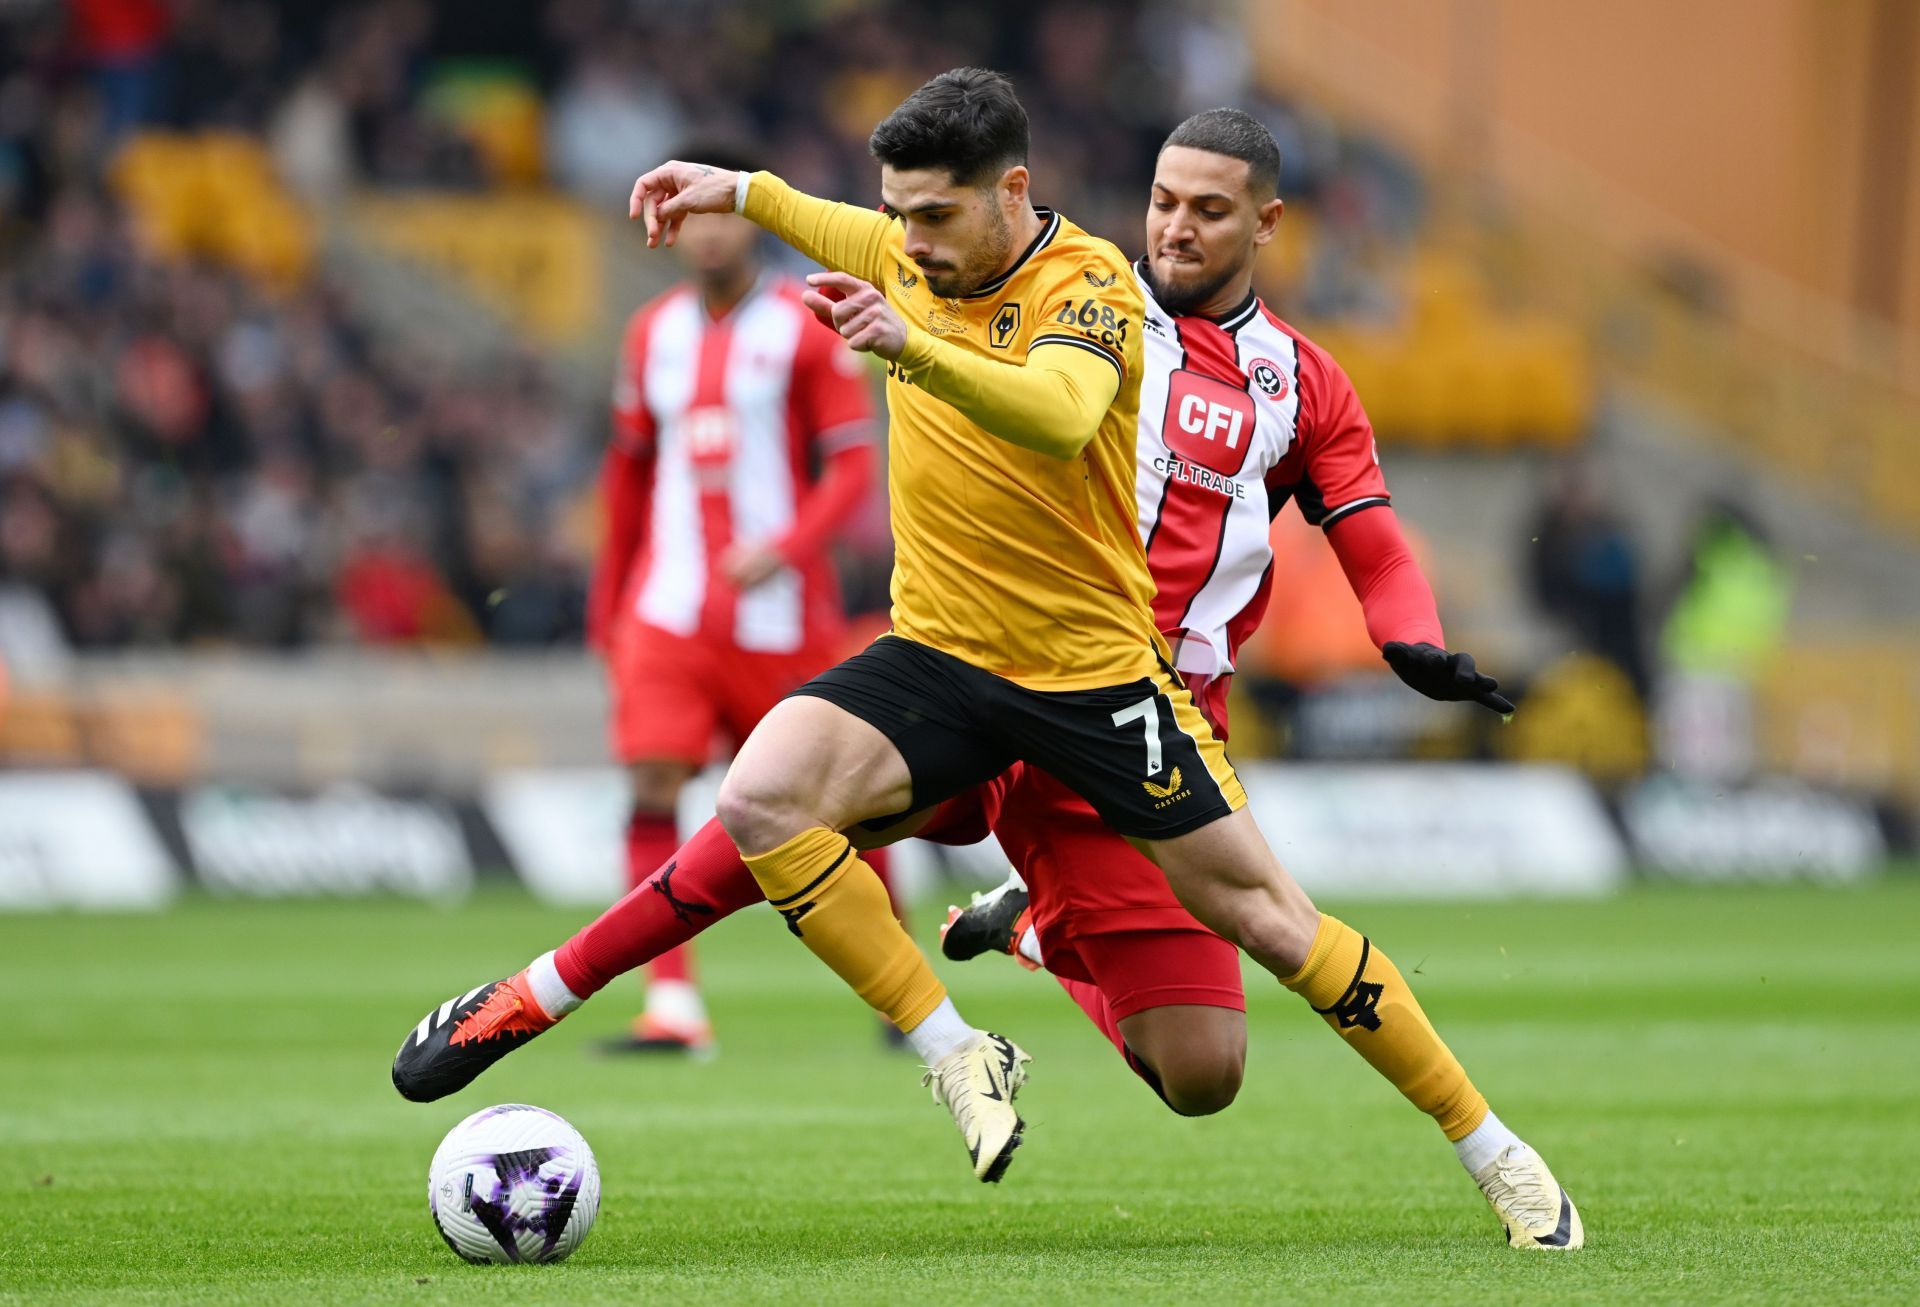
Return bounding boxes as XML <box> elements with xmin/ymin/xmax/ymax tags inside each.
<box><xmin>1248</xmin><ymin>357</ymin><xmax>1289</xmax><ymax>400</ymax></box>
<box><xmin>895</xmin><ymin>265</ymin><xmax>920</xmax><ymax>291</ymax></box>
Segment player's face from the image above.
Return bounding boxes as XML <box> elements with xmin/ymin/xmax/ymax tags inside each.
<box><xmin>1146</xmin><ymin>146</ymin><xmax>1282</xmax><ymax>316</ymax></box>
<box><xmin>676</xmin><ymin>211</ymin><xmax>759</xmax><ymax>283</ymax></box>
<box><xmin>880</xmin><ymin>165</ymin><xmax>1016</xmax><ymax>299</ymax></box>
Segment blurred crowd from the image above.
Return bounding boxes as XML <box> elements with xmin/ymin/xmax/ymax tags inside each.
<box><xmin>0</xmin><ymin>0</ymin><xmax>1427</xmax><ymax>651</ymax></box>
<box><xmin>0</xmin><ymin>186</ymin><xmax>588</xmax><ymax>647</ymax></box>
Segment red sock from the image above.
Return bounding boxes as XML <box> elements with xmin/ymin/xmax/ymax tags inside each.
<box><xmin>626</xmin><ymin>810</ymin><xmax>699</xmax><ymax>989</ymax></box>
<box><xmin>555</xmin><ymin>817</ymin><xmax>763</xmax><ymax>997</ymax></box>
<box><xmin>625</xmin><ymin>809</ymin><xmax>680</xmax><ymax>892</ymax></box>
<box><xmin>648</xmin><ymin>944</ymin><xmax>695</xmax><ymax>985</ymax></box>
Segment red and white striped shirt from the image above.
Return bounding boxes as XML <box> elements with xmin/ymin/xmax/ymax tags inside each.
<box><xmin>1133</xmin><ymin>264</ymin><xmax>1400</xmax><ymax>728</ymax></box>
<box><xmin>598</xmin><ymin>276</ymin><xmax>875</xmax><ymax>653</ymax></box>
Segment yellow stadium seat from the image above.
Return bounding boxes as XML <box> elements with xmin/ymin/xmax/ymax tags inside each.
<box><xmin>1497</xmin><ymin>652</ymin><xmax>1649</xmax><ymax>782</ymax></box>
<box><xmin>110</xmin><ymin>131</ymin><xmax>315</xmax><ymax>290</ymax></box>
<box><xmin>1316</xmin><ymin>331</ymin><xmax>1411</xmax><ymax>439</ymax></box>
<box><xmin>1505</xmin><ymin>321</ymin><xmax>1591</xmax><ymax>447</ymax></box>
<box><xmin>1757</xmin><ymin>638</ymin><xmax>1919</xmax><ymax>801</ymax></box>
<box><xmin>1379</xmin><ymin>345</ymin><xmax>1457</xmax><ymax>450</ymax></box>
<box><xmin>1408</xmin><ymin>254</ymin><xmax>1490</xmax><ymax>339</ymax></box>
<box><xmin>1426</xmin><ymin>334</ymin><xmax>1513</xmax><ymax>448</ymax></box>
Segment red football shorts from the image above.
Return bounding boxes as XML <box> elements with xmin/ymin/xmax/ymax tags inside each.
<box><xmin>607</xmin><ymin>617</ymin><xmax>841</xmax><ymax>766</ymax></box>
<box><xmin>1067</xmin><ymin>927</ymin><xmax>1244</xmax><ymax>1023</ymax></box>
<box><xmin>918</xmin><ymin>764</ymin><xmax>1244</xmax><ymax>1019</ymax></box>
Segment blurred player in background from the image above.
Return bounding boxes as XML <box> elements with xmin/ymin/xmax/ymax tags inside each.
<box><xmin>396</xmin><ymin>98</ymin><xmax>1580</xmax><ymax>1249</ymax></box>
<box><xmin>587</xmin><ymin>146</ymin><xmax>888</xmax><ymax>1055</ymax></box>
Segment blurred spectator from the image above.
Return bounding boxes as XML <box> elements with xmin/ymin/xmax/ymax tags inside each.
<box><xmin>1525</xmin><ymin>458</ymin><xmax>1649</xmax><ymax>696</ymax></box>
<box><xmin>1655</xmin><ymin>499</ymin><xmax>1793</xmax><ymax>782</ymax></box>
<box><xmin>67</xmin><ymin>0</ymin><xmax>170</xmax><ymax>141</ymax></box>
<box><xmin>0</xmin><ymin>179</ymin><xmax>586</xmax><ymax>647</ymax></box>
<box><xmin>270</xmin><ymin>74</ymin><xmax>355</xmax><ymax>202</ymax></box>
<box><xmin>546</xmin><ymin>36</ymin><xmax>684</xmax><ymax>210</ymax></box>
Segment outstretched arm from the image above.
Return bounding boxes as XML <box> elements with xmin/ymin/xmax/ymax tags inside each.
<box><xmin>1326</xmin><ymin>506</ymin><xmax>1513</xmax><ymax>714</ymax></box>
<box><xmin>629</xmin><ymin>163</ymin><xmax>891</xmax><ymax>285</ymax></box>
<box><xmin>802</xmin><ymin>272</ymin><xmax>1118</xmax><ymax>460</ymax></box>
<box><xmin>1325</xmin><ymin>505</ymin><xmax>1444</xmax><ymax>649</ymax></box>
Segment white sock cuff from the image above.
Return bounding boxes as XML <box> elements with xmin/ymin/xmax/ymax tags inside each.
<box><xmin>1452</xmin><ymin>1108</ymin><xmax>1524</xmax><ymax>1174</ymax></box>
<box><xmin>903</xmin><ymin>996</ymin><xmax>976</xmax><ymax>1065</ymax></box>
<box><xmin>526</xmin><ymin>950</ymin><xmax>583</xmax><ymax>1020</ymax></box>
<box><xmin>643</xmin><ymin>978</ymin><xmax>708</xmax><ymax>1028</ymax></box>
<box><xmin>1017</xmin><ymin>924</ymin><xmax>1043</xmax><ymax>968</ymax></box>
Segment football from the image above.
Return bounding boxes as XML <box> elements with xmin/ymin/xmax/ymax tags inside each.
<box><xmin>427</xmin><ymin>1104</ymin><xmax>601</xmax><ymax>1264</ymax></box>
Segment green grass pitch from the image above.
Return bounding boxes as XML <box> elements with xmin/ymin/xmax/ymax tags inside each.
<box><xmin>5</xmin><ymin>877</ymin><xmax>1918</xmax><ymax>1304</ymax></box>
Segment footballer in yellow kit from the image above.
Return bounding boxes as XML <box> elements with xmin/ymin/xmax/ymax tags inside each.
<box><xmin>624</xmin><ymin>65</ymin><xmax>1261</xmax><ymax>1188</ymax></box>
<box><xmin>625</xmin><ymin>67</ymin><xmax>1405</xmax><ymax>1201</ymax></box>
<box><xmin>855</xmin><ymin>197</ymin><xmax>1157</xmax><ymax>691</ymax></box>
<box><xmin>721</xmin><ymin>159</ymin><xmax>1245</xmax><ymax>836</ymax></box>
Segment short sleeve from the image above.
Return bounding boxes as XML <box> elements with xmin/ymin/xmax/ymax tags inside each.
<box><xmin>1266</xmin><ymin>342</ymin><xmax>1390</xmax><ymax>528</ymax></box>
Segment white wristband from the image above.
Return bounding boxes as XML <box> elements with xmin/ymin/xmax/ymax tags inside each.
<box><xmin>732</xmin><ymin>171</ymin><xmax>751</xmax><ymax>214</ymax></box>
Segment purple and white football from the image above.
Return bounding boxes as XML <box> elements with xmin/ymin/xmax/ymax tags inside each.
<box><xmin>427</xmin><ymin>1104</ymin><xmax>600</xmax><ymax>1264</ymax></box>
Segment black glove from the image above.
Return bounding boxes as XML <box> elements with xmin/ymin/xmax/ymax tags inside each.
<box><xmin>1381</xmin><ymin>641</ymin><xmax>1515</xmax><ymax>715</ymax></box>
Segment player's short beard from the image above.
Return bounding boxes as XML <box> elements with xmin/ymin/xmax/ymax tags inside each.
<box><xmin>1146</xmin><ymin>252</ymin><xmax>1247</xmax><ymax>318</ymax></box>
<box><xmin>926</xmin><ymin>204</ymin><xmax>1012</xmax><ymax>299</ymax></box>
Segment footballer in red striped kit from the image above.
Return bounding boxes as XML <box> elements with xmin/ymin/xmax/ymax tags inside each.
<box><xmin>587</xmin><ymin>147</ymin><xmax>891</xmax><ymax>1055</ymax></box>
<box><xmin>923</xmin><ymin>111</ymin><xmax>1503</xmax><ymax>1113</ymax></box>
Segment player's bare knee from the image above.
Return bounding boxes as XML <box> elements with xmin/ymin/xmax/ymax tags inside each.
<box><xmin>714</xmin><ymin>766</ymin><xmax>808</xmax><ymax>855</ymax></box>
<box><xmin>1161</xmin><ymin>1052</ymin><xmax>1244</xmax><ymax>1117</ymax></box>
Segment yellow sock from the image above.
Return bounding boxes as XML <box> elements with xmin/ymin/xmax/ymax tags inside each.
<box><xmin>1283</xmin><ymin>914</ymin><xmax>1489</xmax><ymax>1141</ymax></box>
<box><xmin>742</xmin><ymin>827</ymin><xmax>948</xmax><ymax>1032</ymax></box>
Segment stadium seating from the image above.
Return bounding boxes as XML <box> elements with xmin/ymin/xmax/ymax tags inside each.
<box><xmin>1757</xmin><ymin>636</ymin><xmax>1920</xmax><ymax>809</ymax></box>
<box><xmin>110</xmin><ymin>133</ymin><xmax>315</xmax><ymax>291</ymax></box>
<box><xmin>1293</xmin><ymin>249</ymin><xmax>1591</xmax><ymax>450</ymax></box>
<box><xmin>350</xmin><ymin>193</ymin><xmax>603</xmax><ymax>345</ymax></box>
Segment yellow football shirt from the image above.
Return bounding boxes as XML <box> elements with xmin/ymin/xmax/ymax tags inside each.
<box><xmin>744</xmin><ymin>173</ymin><xmax>1160</xmax><ymax>690</ymax></box>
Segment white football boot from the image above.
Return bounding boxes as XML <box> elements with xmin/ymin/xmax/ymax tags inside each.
<box><xmin>922</xmin><ymin>1031</ymin><xmax>1031</xmax><ymax>1183</ymax></box>
<box><xmin>1472</xmin><ymin>1143</ymin><xmax>1585</xmax><ymax>1250</ymax></box>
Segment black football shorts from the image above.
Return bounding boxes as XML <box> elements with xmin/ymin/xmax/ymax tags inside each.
<box><xmin>789</xmin><ymin>634</ymin><xmax>1245</xmax><ymax>841</ymax></box>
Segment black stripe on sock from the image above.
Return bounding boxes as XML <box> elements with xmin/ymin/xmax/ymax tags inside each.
<box><xmin>1311</xmin><ymin>936</ymin><xmax>1372</xmax><ymax>1016</ymax></box>
<box><xmin>764</xmin><ymin>841</ymin><xmax>854</xmax><ymax>908</ymax></box>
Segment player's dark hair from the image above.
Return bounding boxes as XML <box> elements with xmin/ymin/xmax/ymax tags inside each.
<box><xmin>868</xmin><ymin>67</ymin><xmax>1029</xmax><ymax>188</ymax></box>
<box><xmin>676</xmin><ymin>142</ymin><xmax>762</xmax><ymax>178</ymax></box>
<box><xmin>1160</xmin><ymin>108</ymin><xmax>1281</xmax><ymax>199</ymax></box>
